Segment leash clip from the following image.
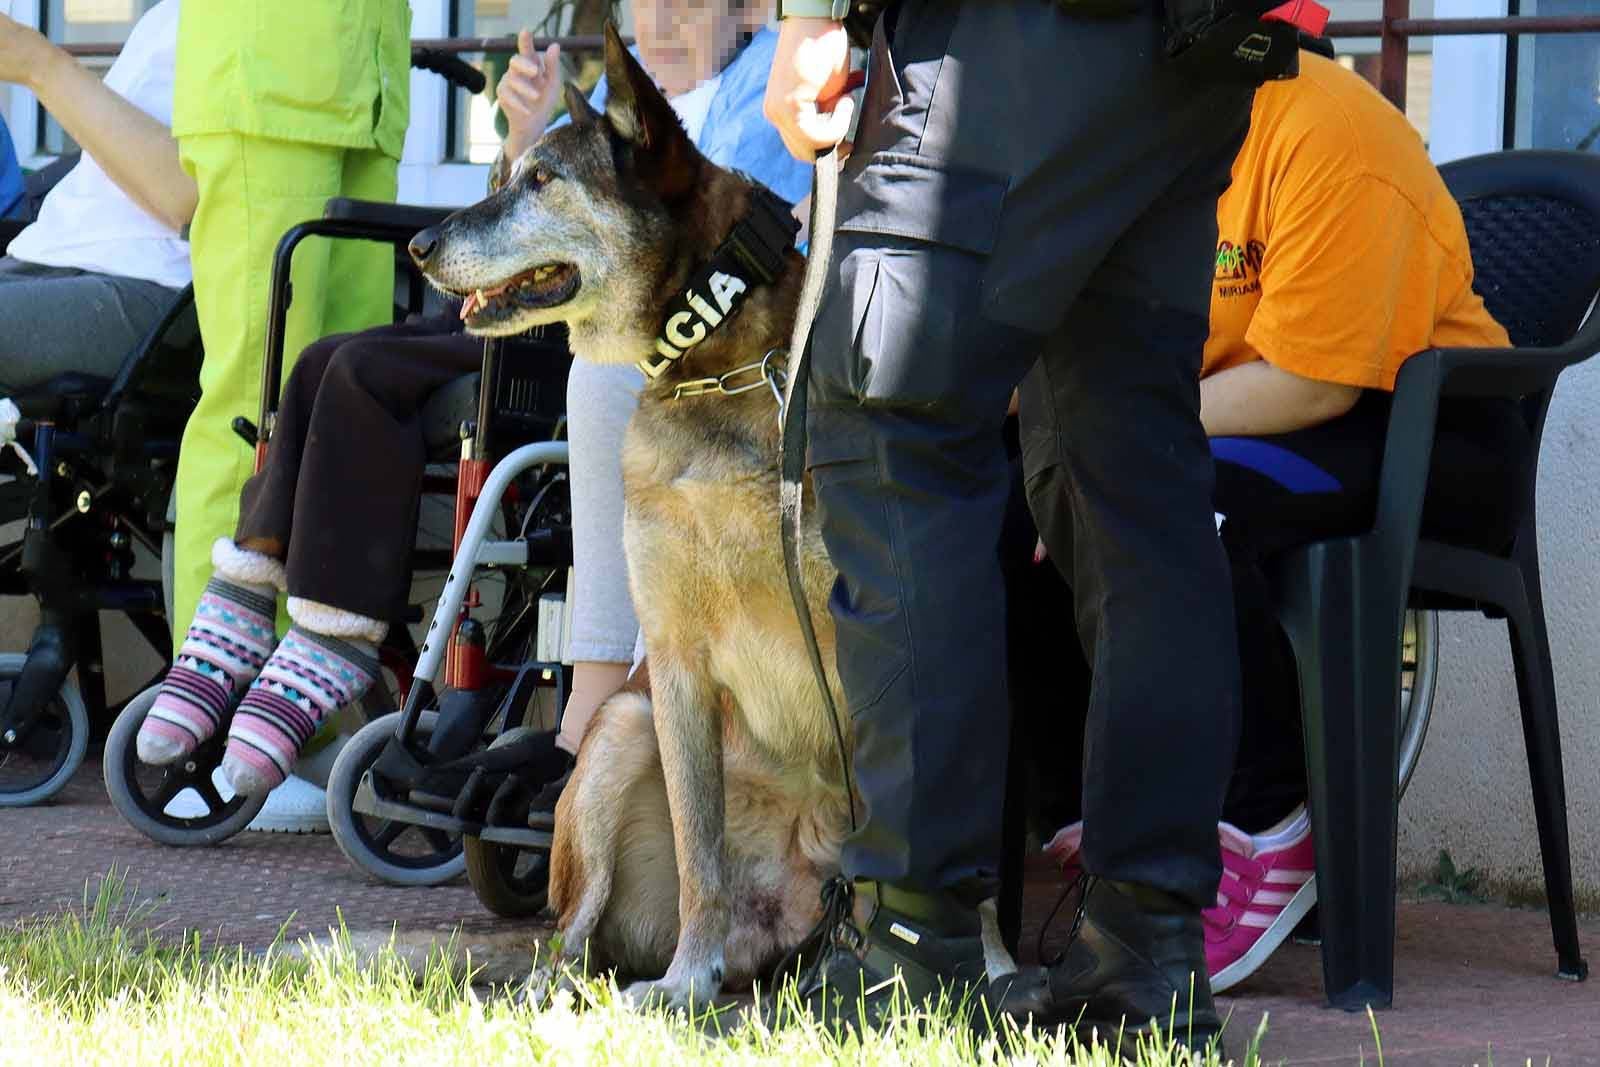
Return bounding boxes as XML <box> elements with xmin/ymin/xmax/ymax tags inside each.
<box><xmin>761</xmin><ymin>348</ymin><xmax>789</xmax><ymax>431</ymax></box>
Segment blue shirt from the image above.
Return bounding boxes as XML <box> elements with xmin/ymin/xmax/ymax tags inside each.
<box><xmin>570</xmin><ymin>31</ymin><xmax>811</xmax><ymax>208</ymax></box>
<box><xmin>0</xmin><ymin>118</ymin><xmax>23</xmax><ymax>219</ymax></box>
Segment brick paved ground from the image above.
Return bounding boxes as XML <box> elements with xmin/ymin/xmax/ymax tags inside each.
<box><xmin>4</xmin><ymin>765</ymin><xmax>1598</xmax><ymax>1065</ymax></box>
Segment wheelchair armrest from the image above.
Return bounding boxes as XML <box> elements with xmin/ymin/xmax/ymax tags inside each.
<box><xmin>323</xmin><ymin>198</ymin><xmax>460</xmax><ymax>232</ymax></box>
<box><xmin>0</xmin><ymin>218</ymin><xmax>24</xmax><ymax>256</ymax></box>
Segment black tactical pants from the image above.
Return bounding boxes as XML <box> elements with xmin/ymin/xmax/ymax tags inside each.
<box><xmin>806</xmin><ymin>0</ymin><xmax>1253</xmax><ymax>909</ymax></box>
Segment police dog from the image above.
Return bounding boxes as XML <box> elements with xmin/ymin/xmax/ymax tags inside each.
<box><xmin>414</xmin><ymin>26</ymin><xmax>1013</xmax><ymax>1009</ymax></box>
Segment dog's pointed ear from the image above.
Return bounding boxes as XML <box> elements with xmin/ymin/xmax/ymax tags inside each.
<box><xmin>600</xmin><ymin>20</ymin><xmax>699</xmax><ymax>199</ymax></box>
<box><xmin>563</xmin><ymin>82</ymin><xmax>600</xmax><ymax>128</ymax></box>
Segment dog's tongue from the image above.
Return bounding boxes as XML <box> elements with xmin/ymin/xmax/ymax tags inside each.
<box><xmin>459</xmin><ymin>277</ymin><xmax>518</xmax><ymax>321</ymax></box>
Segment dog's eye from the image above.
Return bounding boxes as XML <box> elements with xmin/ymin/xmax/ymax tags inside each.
<box><xmin>529</xmin><ymin>165</ymin><xmax>553</xmax><ymax>188</ymax></box>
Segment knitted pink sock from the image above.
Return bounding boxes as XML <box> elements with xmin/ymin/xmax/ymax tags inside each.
<box><xmin>221</xmin><ymin>601</ymin><xmax>383</xmax><ymax>795</ymax></box>
<box><xmin>137</xmin><ymin>541</ymin><xmax>283</xmax><ymax>765</ymax></box>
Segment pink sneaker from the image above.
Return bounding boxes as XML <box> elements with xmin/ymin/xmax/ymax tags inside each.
<box><xmin>1043</xmin><ymin>821</ymin><xmax>1084</xmax><ymax>879</ymax></box>
<box><xmin>1043</xmin><ymin>809</ymin><xmax>1317</xmax><ymax>993</ymax></box>
<box><xmin>1205</xmin><ymin>806</ymin><xmax>1317</xmax><ymax>992</ymax></box>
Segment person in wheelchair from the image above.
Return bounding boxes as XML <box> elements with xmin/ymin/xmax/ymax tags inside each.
<box><xmin>137</xmin><ymin>3</ymin><xmax>812</xmax><ymax>802</ymax></box>
<box><xmin>0</xmin><ymin>115</ymin><xmax>21</xmax><ymax>220</ymax></box>
<box><xmin>1009</xmin><ymin>43</ymin><xmax>1528</xmax><ymax>993</ymax></box>
<box><xmin>0</xmin><ymin>2</ymin><xmax>191</xmax><ymax>399</ymax></box>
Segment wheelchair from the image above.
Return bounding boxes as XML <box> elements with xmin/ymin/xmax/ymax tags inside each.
<box><xmin>1</xmin><ymin>49</ymin><xmax>496</xmax><ymax>812</ymax></box>
<box><xmin>70</xmin><ymin>187</ymin><xmax>575</xmax><ymax>895</ymax></box>
<box><xmin>0</xmin><ymin>282</ymin><xmax>200</xmax><ymax>807</ymax></box>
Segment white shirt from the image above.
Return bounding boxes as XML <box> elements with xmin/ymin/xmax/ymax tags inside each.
<box><xmin>671</xmin><ymin>74</ymin><xmax>723</xmax><ymax>147</ymax></box>
<box><xmin>7</xmin><ymin>0</ymin><xmax>189</xmax><ymax>290</ymax></box>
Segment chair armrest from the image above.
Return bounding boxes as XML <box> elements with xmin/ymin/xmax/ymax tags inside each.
<box><xmin>1367</xmin><ymin>338</ymin><xmax>1596</xmax><ymax>577</ymax></box>
<box><xmin>1434</xmin><ymin>344</ymin><xmax>1596</xmax><ymax>399</ymax></box>
<box><xmin>323</xmin><ymin>198</ymin><xmax>459</xmax><ymax>232</ymax></box>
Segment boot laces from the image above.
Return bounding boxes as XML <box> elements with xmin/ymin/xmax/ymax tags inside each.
<box><xmin>1036</xmin><ymin>873</ymin><xmax>1097</xmax><ymax>967</ymax></box>
<box><xmin>778</xmin><ymin>876</ymin><xmax>865</xmax><ymax>992</ymax></box>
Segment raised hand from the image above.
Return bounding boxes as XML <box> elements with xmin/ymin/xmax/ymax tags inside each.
<box><xmin>499</xmin><ymin>31</ymin><xmax>563</xmax><ymax>163</ymax></box>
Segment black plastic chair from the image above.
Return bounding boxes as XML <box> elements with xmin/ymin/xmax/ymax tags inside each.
<box><xmin>1270</xmin><ymin>149</ymin><xmax>1600</xmax><ymax>1011</ymax></box>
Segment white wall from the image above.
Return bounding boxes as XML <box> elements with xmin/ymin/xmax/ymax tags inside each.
<box><xmin>1396</xmin><ymin>0</ymin><xmax>1600</xmax><ymax>905</ymax></box>
<box><xmin>1398</xmin><ymin>358</ymin><xmax>1600</xmax><ymax>907</ymax></box>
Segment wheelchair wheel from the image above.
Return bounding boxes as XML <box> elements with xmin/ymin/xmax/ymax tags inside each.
<box><xmin>102</xmin><ymin>686</ymin><xmax>267</xmax><ymax>846</ymax></box>
<box><xmin>327</xmin><ymin>710</ymin><xmax>466</xmax><ymax>887</ymax></box>
<box><xmin>462</xmin><ymin>727</ymin><xmax>552</xmax><ymax>918</ymax></box>
<box><xmin>1397</xmin><ymin>608</ymin><xmax>1439</xmax><ymax>796</ymax></box>
<box><xmin>0</xmin><ymin>654</ymin><xmax>91</xmax><ymax>807</ymax></box>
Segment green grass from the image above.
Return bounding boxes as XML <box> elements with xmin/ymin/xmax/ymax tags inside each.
<box><xmin>0</xmin><ymin>872</ymin><xmax>1269</xmax><ymax>1067</ymax></box>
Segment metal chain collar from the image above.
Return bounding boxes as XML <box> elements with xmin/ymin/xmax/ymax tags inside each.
<box><xmin>670</xmin><ymin>348</ymin><xmax>789</xmax><ymax>426</ymax></box>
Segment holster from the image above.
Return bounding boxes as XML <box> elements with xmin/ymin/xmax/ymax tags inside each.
<box><xmin>850</xmin><ymin>0</ymin><xmax>1302</xmax><ymax>85</ymax></box>
<box><xmin>1047</xmin><ymin>0</ymin><xmax>1301</xmax><ymax>83</ymax></box>
<box><xmin>1162</xmin><ymin>0</ymin><xmax>1302</xmax><ymax>84</ymax></box>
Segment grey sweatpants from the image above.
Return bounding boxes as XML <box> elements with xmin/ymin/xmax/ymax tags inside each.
<box><xmin>566</xmin><ymin>358</ymin><xmax>643</xmax><ymax>665</ymax></box>
<box><xmin>0</xmin><ymin>256</ymin><xmax>182</xmax><ymax>395</ymax></box>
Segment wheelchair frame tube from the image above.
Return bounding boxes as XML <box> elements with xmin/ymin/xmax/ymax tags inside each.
<box><xmin>258</xmin><ymin>217</ymin><xmax>436</xmax><ymax>466</ymax></box>
<box><xmin>395</xmin><ymin>440</ymin><xmax>569</xmax><ymax>739</ymax></box>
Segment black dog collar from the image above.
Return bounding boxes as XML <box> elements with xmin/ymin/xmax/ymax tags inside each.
<box><xmin>638</xmin><ymin>185</ymin><xmax>800</xmax><ymax>380</ymax></box>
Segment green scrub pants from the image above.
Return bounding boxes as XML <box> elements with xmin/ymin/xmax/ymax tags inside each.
<box><xmin>172</xmin><ymin>134</ymin><xmax>396</xmax><ymax>645</ymax></box>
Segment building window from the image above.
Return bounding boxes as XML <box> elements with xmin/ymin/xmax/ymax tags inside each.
<box><xmin>38</xmin><ymin>0</ymin><xmax>162</xmax><ymax>154</ymax></box>
<box><xmin>446</xmin><ymin>0</ymin><xmax>623</xmax><ymax>163</ymax></box>
<box><xmin>1509</xmin><ymin>0</ymin><xmax>1600</xmax><ymax>150</ymax></box>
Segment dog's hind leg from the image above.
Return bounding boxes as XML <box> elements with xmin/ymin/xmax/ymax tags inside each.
<box><xmin>621</xmin><ymin>655</ymin><xmax>729</xmax><ymax>1012</ymax></box>
<box><xmin>545</xmin><ymin>691</ymin><xmax>661</xmax><ymax>982</ymax></box>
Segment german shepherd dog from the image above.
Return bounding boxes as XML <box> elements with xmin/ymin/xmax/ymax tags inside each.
<box><xmin>414</xmin><ymin>26</ymin><xmax>1014</xmax><ymax>1009</ymax></box>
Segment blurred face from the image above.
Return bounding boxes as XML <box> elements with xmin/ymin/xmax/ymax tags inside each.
<box><xmin>633</xmin><ymin>0</ymin><xmax>771</xmax><ymax>97</ymax></box>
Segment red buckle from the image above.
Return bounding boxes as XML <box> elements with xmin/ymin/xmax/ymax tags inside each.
<box><xmin>1262</xmin><ymin>0</ymin><xmax>1330</xmax><ymax>36</ymax></box>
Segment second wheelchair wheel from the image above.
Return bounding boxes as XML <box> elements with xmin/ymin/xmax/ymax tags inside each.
<box><xmin>102</xmin><ymin>686</ymin><xmax>267</xmax><ymax>846</ymax></box>
<box><xmin>327</xmin><ymin>711</ymin><xmax>466</xmax><ymax>887</ymax></box>
<box><xmin>462</xmin><ymin>727</ymin><xmax>553</xmax><ymax>918</ymax></box>
<box><xmin>463</xmin><ymin>831</ymin><xmax>552</xmax><ymax>919</ymax></box>
<box><xmin>0</xmin><ymin>653</ymin><xmax>90</xmax><ymax>807</ymax></box>
<box><xmin>1397</xmin><ymin>608</ymin><xmax>1439</xmax><ymax>796</ymax></box>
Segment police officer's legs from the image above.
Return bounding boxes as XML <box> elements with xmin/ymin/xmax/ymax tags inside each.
<box><xmin>796</xmin><ymin>0</ymin><xmax>1250</xmax><ymax>1036</ymax></box>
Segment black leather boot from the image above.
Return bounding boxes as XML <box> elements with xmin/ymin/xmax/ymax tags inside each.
<box><xmin>767</xmin><ymin>878</ymin><xmax>997</xmax><ymax>1033</ymax></box>
<box><xmin>1000</xmin><ymin>878</ymin><xmax>1223</xmax><ymax>1053</ymax></box>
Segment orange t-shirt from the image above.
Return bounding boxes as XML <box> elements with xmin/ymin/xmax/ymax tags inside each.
<box><xmin>1204</xmin><ymin>53</ymin><xmax>1508</xmax><ymax>390</ymax></box>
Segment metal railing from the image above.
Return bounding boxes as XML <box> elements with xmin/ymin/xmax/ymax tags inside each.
<box><xmin>60</xmin><ymin>34</ymin><xmax>617</xmax><ymax>59</ymax></box>
<box><xmin>58</xmin><ymin>11</ymin><xmax>1600</xmax><ymax>114</ymax></box>
<box><xmin>1322</xmin><ymin>1</ymin><xmax>1600</xmax><ymax>112</ymax></box>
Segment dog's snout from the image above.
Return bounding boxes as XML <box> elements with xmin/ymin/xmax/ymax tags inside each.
<box><xmin>409</xmin><ymin>227</ymin><xmax>440</xmax><ymax>267</ymax></box>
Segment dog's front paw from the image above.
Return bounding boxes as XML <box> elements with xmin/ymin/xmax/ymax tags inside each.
<box><xmin>520</xmin><ymin>960</ymin><xmax>560</xmax><ymax>1007</ymax></box>
<box><xmin>520</xmin><ymin>955</ymin><xmax>588</xmax><ymax>1008</ymax></box>
<box><xmin>620</xmin><ymin>974</ymin><xmax>722</xmax><ymax>1014</ymax></box>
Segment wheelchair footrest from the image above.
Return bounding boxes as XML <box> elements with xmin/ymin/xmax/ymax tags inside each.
<box><xmin>476</xmin><ymin>824</ymin><xmax>555</xmax><ymax>850</ymax></box>
<box><xmin>352</xmin><ymin>770</ymin><xmax>554</xmax><ymax>851</ymax></box>
<box><xmin>354</xmin><ymin>770</ymin><xmax>484</xmax><ymax>837</ymax></box>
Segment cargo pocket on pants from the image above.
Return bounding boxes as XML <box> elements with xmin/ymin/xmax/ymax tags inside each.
<box><xmin>830</xmin><ymin>153</ymin><xmax>1014</xmax><ymax>413</ymax></box>
<box><xmin>806</xmin><ymin>418</ymin><xmax>911</xmax><ymax>717</ymax></box>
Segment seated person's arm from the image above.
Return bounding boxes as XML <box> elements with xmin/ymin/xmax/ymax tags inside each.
<box><xmin>1200</xmin><ymin>360</ymin><xmax>1360</xmax><ymax>437</ymax></box>
<box><xmin>0</xmin><ymin>14</ymin><xmax>194</xmax><ymax>231</ymax></box>
<box><xmin>487</xmin><ymin>32</ymin><xmax>564</xmax><ymax>193</ymax></box>
<box><xmin>1209</xmin><ymin>164</ymin><xmax>1449</xmax><ymax>437</ymax></box>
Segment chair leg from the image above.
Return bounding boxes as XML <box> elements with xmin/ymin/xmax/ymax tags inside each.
<box><xmin>1506</xmin><ymin>552</ymin><xmax>1588</xmax><ymax>981</ymax></box>
<box><xmin>1272</xmin><ymin>541</ymin><xmax>1401</xmax><ymax>1010</ymax></box>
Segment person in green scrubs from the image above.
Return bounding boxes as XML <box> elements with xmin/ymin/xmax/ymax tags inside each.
<box><xmin>169</xmin><ymin>0</ymin><xmax>411</xmax><ymax>645</ymax></box>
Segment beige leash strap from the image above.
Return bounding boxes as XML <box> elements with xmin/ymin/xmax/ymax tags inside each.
<box><xmin>779</xmin><ymin>147</ymin><xmax>858</xmax><ymax>831</ymax></box>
